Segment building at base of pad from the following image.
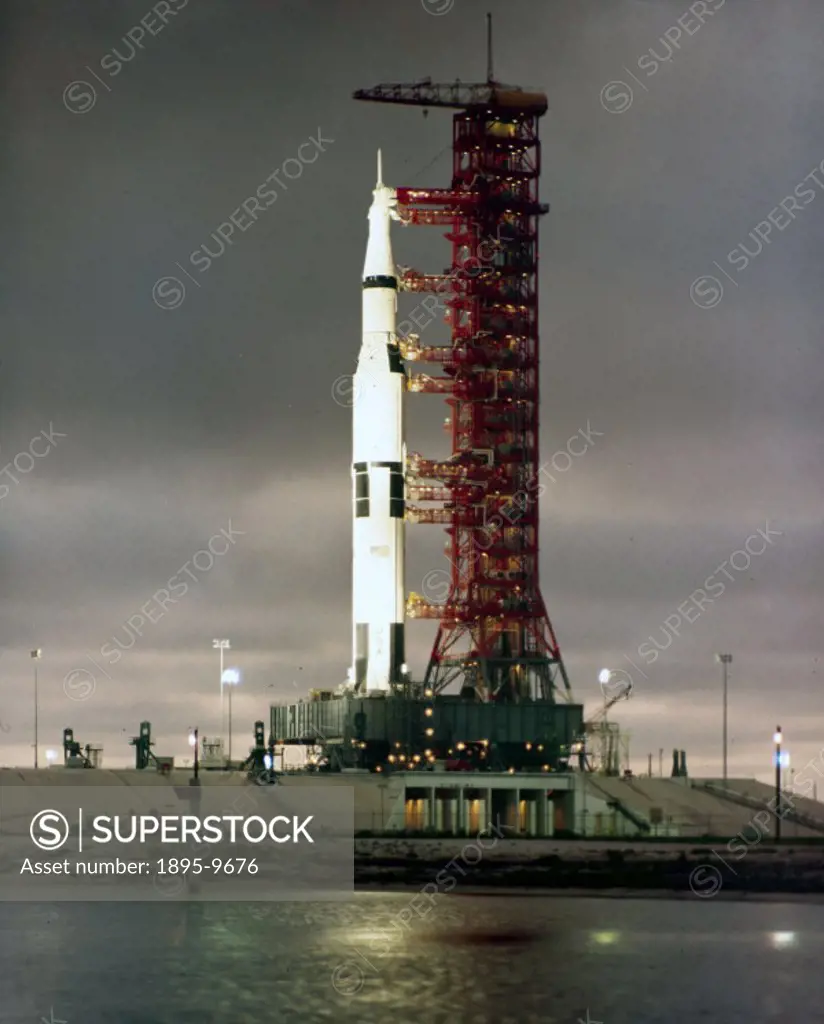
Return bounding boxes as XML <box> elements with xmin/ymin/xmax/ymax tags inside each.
<box><xmin>7</xmin><ymin>768</ymin><xmax>824</xmax><ymax>840</ymax></box>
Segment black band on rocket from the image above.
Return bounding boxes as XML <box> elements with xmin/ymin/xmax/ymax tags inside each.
<box><xmin>387</xmin><ymin>344</ymin><xmax>404</xmax><ymax>374</ymax></box>
<box><xmin>363</xmin><ymin>275</ymin><xmax>398</xmax><ymax>290</ymax></box>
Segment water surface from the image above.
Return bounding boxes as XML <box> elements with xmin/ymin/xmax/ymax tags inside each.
<box><xmin>2</xmin><ymin>894</ymin><xmax>818</xmax><ymax>1023</ymax></box>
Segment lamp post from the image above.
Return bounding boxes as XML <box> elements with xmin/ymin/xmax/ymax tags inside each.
<box><xmin>715</xmin><ymin>653</ymin><xmax>732</xmax><ymax>785</ymax></box>
<box><xmin>598</xmin><ymin>668</ymin><xmax>611</xmax><ymax>705</ymax></box>
<box><xmin>222</xmin><ymin>668</ymin><xmax>241</xmax><ymax>763</ymax></box>
<box><xmin>189</xmin><ymin>727</ymin><xmax>199</xmax><ymax>781</ymax></box>
<box><xmin>30</xmin><ymin>649</ymin><xmax>42</xmax><ymax>768</ymax></box>
<box><xmin>212</xmin><ymin>639</ymin><xmax>230</xmax><ymax>746</ymax></box>
<box><xmin>774</xmin><ymin>725</ymin><xmax>783</xmax><ymax>842</ymax></box>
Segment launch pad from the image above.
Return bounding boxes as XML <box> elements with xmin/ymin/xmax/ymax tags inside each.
<box><xmin>279</xmin><ymin>22</ymin><xmax>586</xmax><ymax>778</ymax></box>
<box><xmin>271</xmin><ymin>690</ymin><xmax>583</xmax><ymax>774</ymax></box>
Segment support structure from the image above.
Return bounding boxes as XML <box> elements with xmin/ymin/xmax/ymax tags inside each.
<box><xmin>355</xmin><ymin>69</ymin><xmax>571</xmax><ymax>705</ymax></box>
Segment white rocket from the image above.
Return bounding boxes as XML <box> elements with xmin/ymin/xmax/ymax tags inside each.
<box><xmin>352</xmin><ymin>153</ymin><xmax>405</xmax><ymax>693</ymax></box>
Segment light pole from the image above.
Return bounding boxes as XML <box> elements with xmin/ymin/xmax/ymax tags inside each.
<box><xmin>774</xmin><ymin>725</ymin><xmax>783</xmax><ymax>842</ymax></box>
<box><xmin>189</xmin><ymin>727</ymin><xmax>199</xmax><ymax>781</ymax></box>
<box><xmin>31</xmin><ymin>649</ymin><xmax>42</xmax><ymax>768</ymax></box>
<box><xmin>598</xmin><ymin>668</ymin><xmax>611</xmax><ymax>710</ymax></box>
<box><xmin>715</xmin><ymin>653</ymin><xmax>732</xmax><ymax>785</ymax></box>
<box><xmin>212</xmin><ymin>639</ymin><xmax>230</xmax><ymax>746</ymax></box>
<box><xmin>222</xmin><ymin>668</ymin><xmax>241</xmax><ymax>763</ymax></box>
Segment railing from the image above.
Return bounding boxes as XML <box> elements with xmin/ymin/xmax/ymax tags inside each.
<box><xmin>697</xmin><ymin>781</ymin><xmax>824</xmax><ymax>836</ymax></box>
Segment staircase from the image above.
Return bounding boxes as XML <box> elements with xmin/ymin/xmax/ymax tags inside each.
<box><xmin>587</xmin><ymin>777</ymin><xmax>651</xmax><ymax>835</ymax></box>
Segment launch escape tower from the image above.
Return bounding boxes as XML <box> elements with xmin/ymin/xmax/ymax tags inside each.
<box><xmin>355</xmin><ymin>35</ymin><xmax>571</xmax><ymax>706</ymax></box>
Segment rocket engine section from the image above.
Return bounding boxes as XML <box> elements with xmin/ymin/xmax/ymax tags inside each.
<box><xmin>352</xmin><ymin>153</ymin><xmax>406</xmax><ymax>693</ymax></box>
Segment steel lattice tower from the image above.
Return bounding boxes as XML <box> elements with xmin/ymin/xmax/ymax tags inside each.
<box><xmin>355</xmin><ymin>39</ymin><xmax>572</xmax><ymax>706</ymax></box>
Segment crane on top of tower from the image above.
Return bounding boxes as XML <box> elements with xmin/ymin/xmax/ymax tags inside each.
<box><xmin>353</xmin><ymin>14</ymin><xmax>547</xmax><ymax>114</ymax></box>
<box><xmin>353</xmin><ymin>78</ymin><xmax>548</xmax><ymax>115</ymax></box>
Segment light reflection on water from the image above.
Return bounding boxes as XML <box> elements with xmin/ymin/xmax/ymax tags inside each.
<box><xmin>2</xmin><ymin>896</ymin><xmax>821</xmax><ymax>1023</ymax></box>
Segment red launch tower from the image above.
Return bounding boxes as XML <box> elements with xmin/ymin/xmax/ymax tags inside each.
<box><xmin>356</xmin><ymin>49</ymin><xmax>572</xmax><ymax>706</ymax></box>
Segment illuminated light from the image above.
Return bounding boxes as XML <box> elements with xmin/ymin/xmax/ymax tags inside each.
<box><xmin>407</xmin><ymin>763</ymin><xmax>414</xmax><ymax>770</ymax></box>
<box><xmin>424</xmin><ymin>688</ymin><xmax>433</xmax><ymax>697</ymax></box>
<box><xmin>395</xmin><ymin>742</ymin><xmax>402</xmax><ymax>749</ymax></box>
<box><xmin>413</xmin><ymin>755</ymin><xmax>421</xmax><ymax>763</ymax></box>
<box><xmin>592</xmin><ymin>931</ymin><xmax>620</xmax><ymax>945</ymax></box>
<box><xmin>425</xmin><ymin>708</ymin><xmax>433</xmax><ymax>717</ymax></box>
<box><xmin>542</xmin><ymin>764</ymin><xmax>549</xmax><ymax>772</ymax></box>
<box><xmin>424</xmin><ymin>749</ymin><xmax>432</xmax><ymax>756</ymax></box>
<box><xmin>221</xmin><ymin>667</ymin><xmax>241</xmax><ymax>686</ymax></box>
<box><xmin>770</xmin><ymin>932</ymin><xmax>796</xmax><ymax>948</ymax></box>
<box><xmin>456</xmin><ymin>742</ymin><xmax>466</xmax><ymax>751</ymax></box>
<box><xmin>375</xmin><ymin>765</ymin><xmax>382</xmax><ymax>773</ymax></box>
<box><xmin>525</xmin><ymin>742</ymin><xmax>532</xmax><ymax>751</ymax></box>
<box><xmin>425</xmin><ymin>728</ymin><xmax>434</xmax><ymax>737</ymax></box>
<box><xmin>388</xmin><ymin>755</ymin><xmax>396</xmax><ymax>763</ymax></box>
<box><xmin>508</xmin><ymin>767</ymin><xmax>515</xmax><ymax>774</ymax></box>
<box><xmin>537</xmin><ymin>745</ymin><xmax>544</xmax><ymax>752</ymax></box>
<box><xmin>599</xmin><ymin>669</ymin><xmax>611</xmax><ymax>684</ymax></box>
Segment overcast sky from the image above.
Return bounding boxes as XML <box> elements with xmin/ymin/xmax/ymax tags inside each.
<box><xmin>1</xmin><ymin>0</ymin><xmax>822</xmax><ymax>781</ymax></box>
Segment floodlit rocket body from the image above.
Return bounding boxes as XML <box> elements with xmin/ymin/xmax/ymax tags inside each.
<box><xmin>352</xmin><ymin>153</ymin><xmax>405</xmax><ymax>693</ymax></box>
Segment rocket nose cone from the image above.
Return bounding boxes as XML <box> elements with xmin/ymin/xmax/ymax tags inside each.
<box><xmin>364</xmin><ymin>186</ymin><xmax>397</xmax><ymax>281</ymax></box>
